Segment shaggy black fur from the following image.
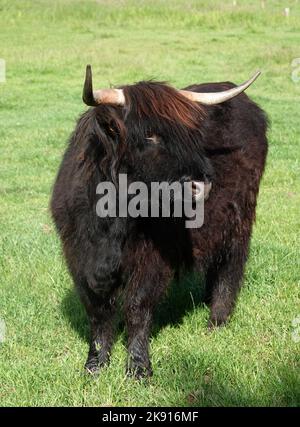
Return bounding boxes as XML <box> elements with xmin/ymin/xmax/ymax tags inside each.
<box><xmin>51</xmin><ymin>80</ymin><xmax>268</xmax><ymax>378</ymax></box>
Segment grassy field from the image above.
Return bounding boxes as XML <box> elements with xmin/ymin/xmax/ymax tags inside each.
<box><xmin>0</xmin><ymin>0</ymin><xmax>300</xmax><ymax>407</ymax></box>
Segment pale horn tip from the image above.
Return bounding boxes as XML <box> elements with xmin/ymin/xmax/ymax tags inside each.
<box><xmin>250</xmin><ymin>70</ymin><xmax>261</xmax><ymax>82</ymax></box>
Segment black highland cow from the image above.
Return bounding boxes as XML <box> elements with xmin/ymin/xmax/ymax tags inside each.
<box><xmin>51</xmin><ymin>66</ymin><xmax>268</xmax><ymax>378</ymax></box>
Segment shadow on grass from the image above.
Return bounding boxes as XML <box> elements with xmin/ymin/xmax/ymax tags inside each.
<box><xmin>60</xmin><ymin>276</ymin><xmax>300</xmax><ymax>406</ymax></box>
<box><xmin>61</xmin><ymin>289</ymin><xmax>89</xmax><ymax>342</ymax></box>
<box><xmin>152</xmin><ymin>272</ymin><xmax>207</xmax><ymax>336</ymax></box>
<box><xmin>171</xmin><ymin>351</ymin><xmax>300</xmax><ymax>406</ymax></box>
<box><xmin>60</xmin><ymin>271</ymin><xmax>206</xmax><ymax>343</ymax></box>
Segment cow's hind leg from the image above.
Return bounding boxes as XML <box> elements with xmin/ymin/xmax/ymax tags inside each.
<box><xmin>124</xmin><ymin>248</ymin><xmax>172</xmax><ymax>379</ymax></box>
<box><xmin>205</xmin><ymin>241</ymin><xmax>249</xmax><ymax>328</ymax></box>
<box><xmin>75</xmin><ymin>278</ymin><xmax>118</xmax><ymax>374</ymax></box>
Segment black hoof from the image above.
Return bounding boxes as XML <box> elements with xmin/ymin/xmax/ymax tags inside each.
<box><xmin>84</xmin><ymin>354</ymin><xmax>109</xmax><ymax>375</ymax></box>
<box><xmin>207</xmin><ymin>315</ymin><xmax>228</xmax><ymax>330</ymax></box>
<box><xmin>126</xmin><ymin>364</ymin><xmax>153</xmax><ymax>380</ymax></box>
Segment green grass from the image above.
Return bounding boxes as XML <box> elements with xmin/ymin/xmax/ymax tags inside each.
<box><xmin>0</xmin><ymin>0</ymin><xmax>300</xmax><ymax>407</ymax></box>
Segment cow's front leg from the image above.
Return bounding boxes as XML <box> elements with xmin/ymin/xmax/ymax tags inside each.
<box><xmin>75</xmin><ymin>277</ymin><xmax>118</xmax><ymax>374</ymax></box>
<box><xmin>125</xmin><ymin>301</ymin><xmax>153</xmax><ymax>379</ymax></box>
<box><xmin>124</xmin><ymin>245</ymin><xmax>173</xmax><ymax>379</ymax></box>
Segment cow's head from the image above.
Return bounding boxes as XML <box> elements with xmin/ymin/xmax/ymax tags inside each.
<box><xmin>81</xmin><ymin>65</ymin><xmax>260</xmax><ymax>200</ymax></box>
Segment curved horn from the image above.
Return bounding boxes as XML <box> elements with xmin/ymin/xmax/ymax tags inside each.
<box><xmin>82</xmin><ymin>65</ymin><xmax>125</xmax><ymax>106</ymax></box>
<box><xmin>179</xmin><ymin>71</ymin><xmax>261</xmax><ymax>105</ymax></box>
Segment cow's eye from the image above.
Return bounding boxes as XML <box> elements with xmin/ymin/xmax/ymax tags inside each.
<box><xmin>146</xmin><ymin>134</ymin><xmax>160</xmax><ymax>144</ymax></box>
<box><xmin>105</xmin><ymin>124</ymin><xmax>117</xmax><ymax>138</ymax></box>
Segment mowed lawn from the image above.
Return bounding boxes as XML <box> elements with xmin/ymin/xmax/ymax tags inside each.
<box><xmin>0</xmin><ymin>0</ymin><xmax>299</xmax><ymax>407</ymax></box>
